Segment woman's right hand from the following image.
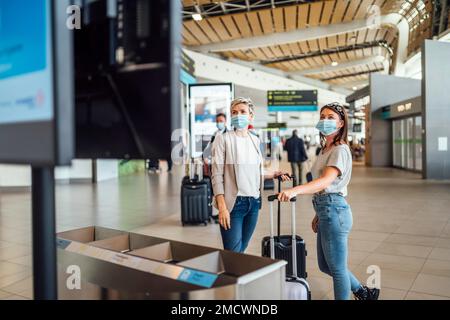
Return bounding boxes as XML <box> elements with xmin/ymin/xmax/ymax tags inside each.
<box><xmin>312</xmin><ymin>215</ymin><xmax>319</xmax><ymax>233</ymax></box>
<box><xmin>219</xmin><ymin>208</ymin><xmax>231</xmax><ymax>230</ymax></box>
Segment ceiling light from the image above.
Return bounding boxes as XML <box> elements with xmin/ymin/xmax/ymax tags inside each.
<box><xmin>331</xmin><ymin>61</ymin><xmax>339</xmax><ymax>67</ymax></box>
<box><xmin>192</xmin><ymin>13</ymin><xmax>203</xmax><ymax>21</ymax></box>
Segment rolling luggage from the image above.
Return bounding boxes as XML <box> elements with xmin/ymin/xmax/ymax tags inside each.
<box><xmin>266</xmin><ymin>194</ymin><xmax>311</xmax><ymax>300</ymax></box>
<box><xmin>263</xmin><ymin>178</ymin><xmax>275</xmax><ymax>190</ymax></box>
<box><xmin>181</xmin><ymin>160</ymin><xmax>211</xmax><ymax>226</ymax></box>
<box><xmin>262</xmin><ymin>177</ymin><xmax>307</xmax><ymax>279</ymax></box>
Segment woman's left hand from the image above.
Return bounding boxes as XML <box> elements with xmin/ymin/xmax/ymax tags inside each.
<box><xmin>278</xmin><ymin>188</ymin><xmax>297</xmax><ymax>202</ymax></box>
<box><xmin>274</xmin><ymin>171</ymin><xmax>291</xmax><ymax>182</ymax></box>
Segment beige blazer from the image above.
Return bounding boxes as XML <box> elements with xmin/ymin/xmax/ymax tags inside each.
<box><xmin>211</xmin><ymin>131</ymin><xmax>265</xmax><ymax>212</ymax></box>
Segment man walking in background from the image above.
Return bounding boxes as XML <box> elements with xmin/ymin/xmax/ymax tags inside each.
<box><xmin>284</xmin><ymin>130</ymin><xmax>308</xmax><ymax>186</ymax></box>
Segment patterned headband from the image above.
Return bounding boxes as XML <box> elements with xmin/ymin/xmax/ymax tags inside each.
<box><xmin>323</xmin><ymin>102</ymin><xmax>346</xmax><ymax>119</ymax></box>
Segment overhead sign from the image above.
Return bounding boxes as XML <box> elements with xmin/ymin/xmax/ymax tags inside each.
<box><xmin>180</xmin><ymin>50</ymin><xmax>196</xmax><ymax>85</ymax></box>
<box><xmin>383</xmin><ymin>96</ymin><xmax>421</xmax><ymax>120</ymax></box>
<box><xmin>267</xmin><ymin>90</ymin><xmax>318</xmax><ymax>112</ymax></box>
<box><xmin>267</xmin><ymin>122</ymin><xmax>287</xmax><ymax>129</ymax></box>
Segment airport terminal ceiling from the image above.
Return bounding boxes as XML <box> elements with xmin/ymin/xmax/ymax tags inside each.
<box><xmin>181</xmin><ymin>0</ymin><xmax>446</xmax><ymax>91</ymax></box>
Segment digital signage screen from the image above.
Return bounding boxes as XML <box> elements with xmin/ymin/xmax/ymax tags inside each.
<box><xmin>268</xmin><ymin>90</ymin><xmax>318</xmax><ymax>112</ymax></box>
<box><xmin>0</xmin><ymin>0</ymin><xmax>54</xmax><ymax>124</ymax></box>
<box><xmin>189</xmin><ymin>83</ymin><xmax>233</xmax><ymax>158</ymax></box>
<box><xmin>0</xmin><ymin>0</ymin><xmax>74</xmax><ymax>165</ymax></box>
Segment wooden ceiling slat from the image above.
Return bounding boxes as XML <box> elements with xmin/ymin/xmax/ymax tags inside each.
<box><xmin>313</xmin><ymin>56</ymin><xmax>324</xmax><ymax>66</ymax></box>
<box><xmin>197</xmin><ymin>19</ymin><xmax>222</xmax><ymax>42</ymax></box>
<box><xmin>246</xmin><ymin>11</ymin><xmax>263</xmax><ymax>36</ymax></box>
<box><xmin>337</xmin><ymin>33</ymin><xmax>347</xmax><ymax>46</ymax></box>
<box><xmin>220</xmin><ymin>16</ymin><xmax>241</xmax><ymax>39</ymax></box>
<box><xmin>258</xmin><ymin>9</ymin><xmax>274</xmax><ymax>34</ymax></box>
<box><xmin>184</xmin><ymin>20</ymin><xmax>211</xmax><ymax>44</ymax></box>
<box><xmin>260</xmin><ymin>46</ymin><xmax>275</xmax><ymax>59</ymax></box>
<box><xmin>308</xmin><ymin>39</ymin><xmax>319</xmax><ymax>52</ymax></box>
<box><xmin>308</xmin><ymin>2</ymin><xmax>323</xmax><ymax>27</ymax></box>
<box><xmin>331</xmin><ymin>0</ymin><xmax>349</xmax><ymax>24</ymax></box>
<box><xmin>279</xmin><ymin>44</ymin><xmax>291</xmax><ymax>57</ymax></box>
<box><xmin>284</xmin><ymin>6</ymin><xmax>298</xmax><ymax>31</ymax></box>
<box><xmin>356</xmin><ymin>29</ymin><xmax>367</xmax><ymax>44</ymax></box>
<box><xmin>299</xmin><ymin>41</ymin><xmax>310</xmax><ymax>54</ymax></box>
<box><xmin>337</xmin><ymin>51</ymin><xmax>347</xmax><ymax>60</ymax></box>
<box><xmin>318</xmin><ymin>37</ymin><xmax>328</xmax><ymax>51</ymax></box>
<box><xmin>328</xmin><ymin>53</ymin><xmax>340</xmax><ymax>62</ymax></box>
<box><xmin>270</xmin><ymin>45</ymin><xmax>284</xmax><ymax>57</ymax></box>
<box><xmin>207</xmin><ymin>17</ymin><xmax>231</xmax><ymax>41</ymax></box>
<box><xmin>298</xmin><ymin>4</ymin><xmax>309</xmax><ymax>29</ymax></box>
<box><xmin>365</xmin><ymin>28</ymin><xmax>379</xmax><ymax>42</ymax></box>
<box><xmin>320</xmin><ymin>54</ymin><xmax>333</xmax><ymax>65</ymax></box>
<box><xmin>328</xmin><ymin>35</ymin><xmax>338</xmax><ymax>48</ymax></box>
<box><xmin>182</xmin><ymin>28</ymin><xmax>200</xmax><ymax>46</ymax></box>
<box><xmin>343</xmin><ymin>0</ymin><xmax>361</xmax><ymax>22</ymax></box>
<box><xmin>297</xmin><ymin>59</ymin><xmax>311</xmax><ymax>69</ymax></box>
<box><xmin>346</xmin><ymin>50</ymin><xmax>356</xmax><ymax>60</ymax></box>
<box><xmin>288</xmin><ymin>43</ymin><xmax>301</xmax><ymax>56</ymax></box>
<box><xmin>288</xmin><ymin>61</ymin><xmax>301</xmax><ymax>71</ymax></box>
<box><xmin>273</xmin><ymin>7</ymin><xmax>285</xmax><ymax>33</ymax></box>
<box><xmin>354</xmin><ymin>0</ymin><xmax>374</xmax><ymax>20</ymax></box>
<box><xmin>233</xmin><ymin>50</ymin><xmax>249</xmax><ymax>60</ymax></box>
<box><xmin>250</xmin><ymin>48</ymin><xmax>267</xmax><ymax>60</ymax></box>
<box><xmin>233</xmin><ymin>13</ymin><xmax>252</xmax><ymax>38</ymax></box>
<box><xmin>182</xmin><ymin>0</ymin><xmax>196</xmax><ymax>7</ymax></box>
<box><xmin>321</xmin><ymin>0</ymin><xmax>336</xmax><ymax>25</ymax></box>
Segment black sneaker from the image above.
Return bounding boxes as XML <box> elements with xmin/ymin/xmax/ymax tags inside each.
<box><xmin>353</xmin><ymin>286</ymin><xmax>380</xmax><ymax>300</ymax></box>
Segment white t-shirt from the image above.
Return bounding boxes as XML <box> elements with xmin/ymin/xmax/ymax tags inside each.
<box><xmin>311</xmin><ymin>144</ymin><xmax>352</xmax><ymax>197</ymax></box>
<box><xmin>232</xmin><ymin>132</ymin><xmax>262</xmax><ymax>198</ymax></box>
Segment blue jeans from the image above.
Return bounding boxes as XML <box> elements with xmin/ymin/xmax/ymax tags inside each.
<box><xmin>220</xmin><ymin>196</ymin><xmax>260</xmax><ymax>253</ymax></box>
<box><xmin>313</xmin><ymin>193</ymin><xmax>362</xmax><ymax>300</ymax></box>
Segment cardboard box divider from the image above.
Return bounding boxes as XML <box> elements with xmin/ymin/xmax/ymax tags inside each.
<box><xmin>178</xmin><ymin>250</ymin><xmax>278</xmax><ymax>277</ymax></box>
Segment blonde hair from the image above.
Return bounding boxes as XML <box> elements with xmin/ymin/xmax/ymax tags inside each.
<box><xmin>230</xmin><ymin>97</ymin><xmax>255</xmax><ymax>115</ymax></box>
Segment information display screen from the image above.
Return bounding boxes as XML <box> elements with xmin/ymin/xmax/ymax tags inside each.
<box><xmin>0</xmin><ymin>0</ymin><xmax>54</xmax><ymax>124</ymax></box>
<box><xmin>268</xmin><ymin>90</ymin><xmax>318</xmax><ymax>112</ymax></box>
<box><xmin>189</xmin><ymin>83</ymin><xmax>233</xmax><ymax>158</ymax></box>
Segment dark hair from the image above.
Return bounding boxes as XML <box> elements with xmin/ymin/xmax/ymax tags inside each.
<box><xmin>216</xmin><ymin>113</ymin><xmax>226</xmax><ymax>120</ymax></box>
<box><xmin>292</xmin><ymin>130</ymin><xmax>298</xmax><ymax>136</ymax></box>
<box><xmin>319</xmin><ymin>102</ymin><xmax>348</xmax><ymax>149</ymax></box>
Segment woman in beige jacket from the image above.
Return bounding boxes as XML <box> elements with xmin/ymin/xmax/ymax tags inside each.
<box><xmin>211</xmin><ymin>98</ymin><xmax>289</xmax><ymax>253</ymax></box>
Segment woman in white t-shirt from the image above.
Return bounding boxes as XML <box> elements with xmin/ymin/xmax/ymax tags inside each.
<box><xmin>278</xmin><ymin>102</ymin><xmax>380</xmax><ymax>300</ymax></box>
<box><xmin>211</xmin><ymin>98</ymin><xmax>289</xmax><ymax>253</ymax></box>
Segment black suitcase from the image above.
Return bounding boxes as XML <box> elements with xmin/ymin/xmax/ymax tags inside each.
<box><xmin>265</xmin><ymin>194</ymin><xmax>310</xmax><ymax>300</ymax></box>
<box><xmin>261</xmin><ymin>177</ymin><xmax>307</xmax><ymax>279</ymax></box>
<box><xmin>263</xmin><ymin>178</ymin><xmax>275</xmax><ymax>190</ymax></box>
<box><xmin>180</xmin><ymin>161</ymin><xmax>211</xmax><ymax>226</ymax></box>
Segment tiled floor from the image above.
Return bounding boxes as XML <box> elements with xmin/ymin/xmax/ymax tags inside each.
<box><xmin>0</xmin><ymin>159</ymin><xmax>450</xmax><ymax>300</ymax></box>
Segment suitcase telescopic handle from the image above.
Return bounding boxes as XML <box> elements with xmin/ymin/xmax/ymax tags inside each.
<box><xmin>267</xmin><ymin>195</ymin><xmax>297</xmax><ymax>202</ymax></box>
<box><xmin>268</xmin><ymin>194</ymin><xmax>297</xmax><ymax>265</ymax></box>
<box><xmin>276</xmin><ymin>174</ymin><xmax>293</xmax><ymax>182</ymax></box>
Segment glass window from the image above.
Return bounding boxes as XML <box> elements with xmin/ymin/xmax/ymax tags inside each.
<box><xmin>414</xmin><ymin>116</ymin><xmax>422</xmax><ymax>171</ymax></box>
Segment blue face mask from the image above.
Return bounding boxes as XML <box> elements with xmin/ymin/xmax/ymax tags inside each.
<box><xmin>231</xmin><ymin>115</ymin><xmax>250</xmax><ymax>130</ymax></box>
<box><xmin>216</xmin><ymin>122</ymin><xmax>225</xmax><ymax>131</ymax></box>
<box><xmin>316</xmin><ymin>119</ymin><xmax>339</xmax><ymax>136</ymax></box>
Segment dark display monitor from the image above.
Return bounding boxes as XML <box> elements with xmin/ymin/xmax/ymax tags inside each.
<box><xmin>0</xmin><ymin>0</ymin><xmax>74</xmax><ymax>165</ymax></box>
<box><xmin>74</xmin><ymin>0</ymin><xmax>182</xmax><ymax>160</ymax></box>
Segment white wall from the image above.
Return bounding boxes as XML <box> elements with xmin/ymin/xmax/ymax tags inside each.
<box><xmin>0</xmin><ymin>159</ymin><xmax>119</xmax><ymax>187</ymax></box>
<box><xmin>0</xmin><ymin>165</ymin><xmax>31</xmax><ymax>187</ymax></box>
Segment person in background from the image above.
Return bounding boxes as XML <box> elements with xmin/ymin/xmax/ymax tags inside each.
<box><xmin>203</xmin><ymin>113</ymin><xmax>228</xmax><ymax>223</ymax></box>
<box><xmin>278</xmin><ymin>102</ymin><xmax>380</xmax><ymax>300</ymax></box>
<box><xmin>203</xmin><ymin>113</ymin><xmax>228</xmax><ymax>172</ymax></box>
<box><xmin>284</xmin><ymin>130</ymin><xmax>308</xmax><ymax>186</ymax></box>
<box><xmin>211</xmin><ymin>98</ymin><xmax>290</xmax><ymax>253</ymax></box>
